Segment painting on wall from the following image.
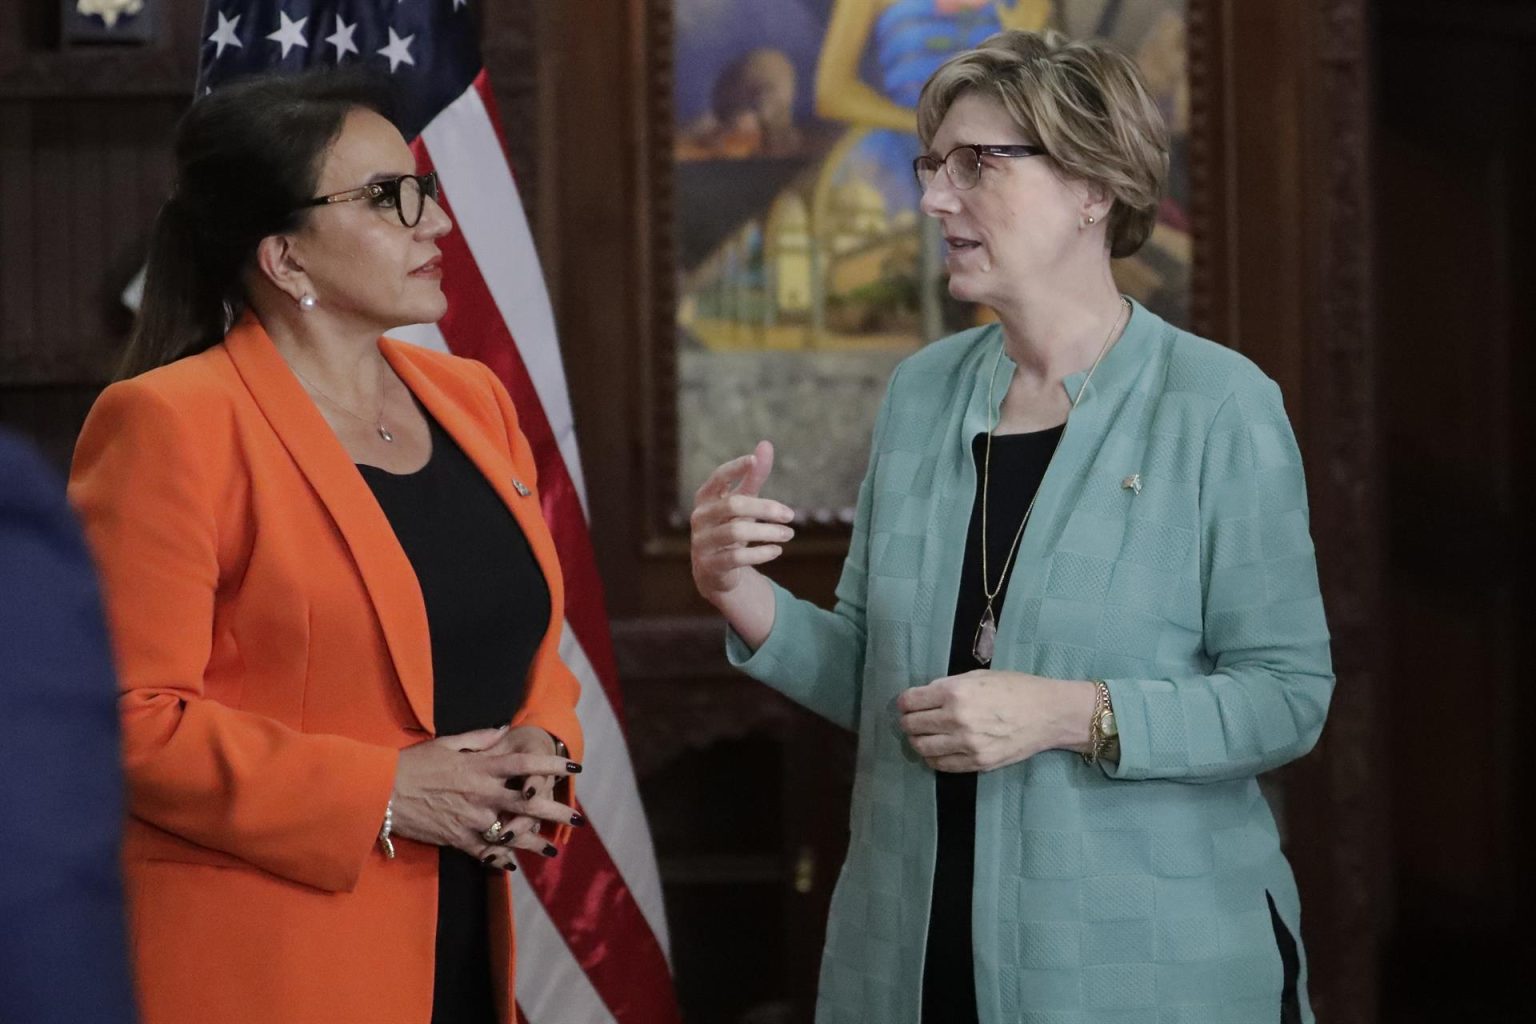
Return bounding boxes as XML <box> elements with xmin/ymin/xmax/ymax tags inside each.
<box><xmin>663</xmin><ymin>0</ymin><xmax>1191</xmax><ymax>525</ymax></box>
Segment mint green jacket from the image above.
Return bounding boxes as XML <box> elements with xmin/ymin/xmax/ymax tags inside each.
<box><xmin>728</xmin><ymin>301</ymin><xmax>1332</xmax><ymax>1024</ymax></box>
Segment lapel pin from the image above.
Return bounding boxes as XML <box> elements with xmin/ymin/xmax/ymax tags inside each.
<box><xmin>512</xmin><ymin>479</ymin><xmax>531</xmax><ymax>497</ymax></box>
<box><xmin>1122</xmin><ymin>473</ymin><xmax>1142</xmax><ymax>495</ymax></box>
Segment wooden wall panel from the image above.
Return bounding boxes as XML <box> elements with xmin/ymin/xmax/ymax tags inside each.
<box><xmin>0</xmin><ymin>385</ymin><xmax>102</xmax><ymax>469</ymax></box>
<box><xmin>0</xmin><ymin>0</ymin><xmax>200</xmax><ymax>458</ymax></box>
<box><xmin>1375</xmin><ymin>4</ymin><xmax>1535</xmax><ymax>1017</ymax></box>
<box><xmin>0</xmin><ymin>99</ymin><xmax>183</xmax><ymax>388</ymax></box>
<box><xmin>480</xmin><ymin>0</ymin><xmax>542</xmax><ymax>236</ymax></box>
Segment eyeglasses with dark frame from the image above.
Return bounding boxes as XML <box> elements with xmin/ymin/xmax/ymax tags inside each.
<box><xmin>912</xmin><ymin>144</ymin><xmax>1045</xmax><ymax>191</ymax></box>
<box><xmin>299</xmin><ymin>171</ymin><xmax>440</xmax><ymax>228</ymax></box>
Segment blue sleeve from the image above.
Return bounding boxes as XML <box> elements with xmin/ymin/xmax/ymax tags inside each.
<box><xmin>0</xmin><ymin>432</ymin><xmax>138</xmax><ymax>1024</ymax></box>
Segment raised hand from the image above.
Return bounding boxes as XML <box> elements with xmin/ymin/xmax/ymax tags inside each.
<box><xmin>689</xmin><ymin>439</ymin><xmax>796</xmax><ymax>604</ymax></box>
<box><xmin>688</xmin><ymin>441</ymin><xmax>795</xmax><ymax>650</ymax></box>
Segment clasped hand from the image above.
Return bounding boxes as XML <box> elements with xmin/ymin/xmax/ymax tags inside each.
<box><xmin>389</xmin><ymin>725</ymin><xmax>584</xmax><ymax>870</ymax></box>
<box><xmin>897</xmin><ymin>670</ymin><xmax>1082</xmax><ymax>773</ymax></box>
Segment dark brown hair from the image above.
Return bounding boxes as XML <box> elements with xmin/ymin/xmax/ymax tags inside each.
<box><xmin>120</xmin><ymin>67</ymin><xmax>393</xmax><ymax>379</ymax></box>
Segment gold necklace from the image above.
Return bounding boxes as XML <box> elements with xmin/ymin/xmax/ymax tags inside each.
<box><xmin>291</xmin><ymin>357</ymin><xmax>395</xmax><ymax>443</ymax></box>
<box><xmin>973</xmin><ymin>296</ymin><xmax>1130</xmax><ymax>666</ymax></box>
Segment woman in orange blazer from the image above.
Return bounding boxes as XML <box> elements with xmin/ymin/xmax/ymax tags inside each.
<box><xmin>68</xmin><ymin>70</ymin><xmax>583</xmax><ymax>1024</ymax></box>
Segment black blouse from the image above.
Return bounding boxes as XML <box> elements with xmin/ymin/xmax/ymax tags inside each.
<box><xmin>922</xmin><ymin>425</ymin><xmax>1063</xmax><ymax>1024</ymax></box>
<box><xmin>359</xmin><ymin>415</ymin><xmax>552</xmax><ymax>1024</ymax></box>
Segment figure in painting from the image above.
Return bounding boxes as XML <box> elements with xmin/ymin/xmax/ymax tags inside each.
<box><xmin>678</xmin><ymin>48</ymin><xmax>805</xmax><ymax>161</ymax></box>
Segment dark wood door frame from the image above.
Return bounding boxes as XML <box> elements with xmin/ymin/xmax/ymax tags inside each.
<box><xmin>1189</xmin><ymin>2</ymin><xmax>1386</xmax><ymax>1019</ymax></box>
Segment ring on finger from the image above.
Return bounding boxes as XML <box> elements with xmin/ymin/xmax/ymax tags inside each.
<box><xmin>481</xmin><ymin>819</ymin><xmax>505</xmax><ymax>844</ymax></box>
<box><xmin>529</xmin><ymin>821</ymin><xmax>542</xmax><ymax>836</ymax></box>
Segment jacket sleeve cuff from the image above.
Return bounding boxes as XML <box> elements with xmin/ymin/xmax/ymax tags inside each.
<box><xmin>723</xmin><ymin>579</ymin><xmax>860</xmax><ymax>731</ymax></box>
<box><xmin>724</xmin><ymin>578</ymin><xmax>797</xmax><ymax>678</ymax></box>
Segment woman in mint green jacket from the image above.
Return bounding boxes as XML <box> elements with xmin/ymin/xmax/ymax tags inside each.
<box><xmin>690</xmin><ymin>30</ymin><xmax>1331</xmax><ymax>1024</ymax></box>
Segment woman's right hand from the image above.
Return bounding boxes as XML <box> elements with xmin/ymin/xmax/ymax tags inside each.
<box><xmin>690</xmin><ymin>440</ymin><xmax>796</xmax><ymax>602</ymax></box>
<box><xmin>690</xmin><ymin>442</ymin><xmax>795</xmax><ymax>649</ymax></box>
<box><xmin>388</xmin><ymin>726</ymin><xmax>580</xmax><ymax>869</ymax></box>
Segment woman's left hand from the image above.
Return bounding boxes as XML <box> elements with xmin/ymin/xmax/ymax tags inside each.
<box><xmin>896</xmin><ymin>671</ymin><xmax>1095</xmax><ymax>772</ymax></box>
<box><xmin>476</xmin><ymin>726</ymin><xmax>580</xmax><ymax>865</ymax></box>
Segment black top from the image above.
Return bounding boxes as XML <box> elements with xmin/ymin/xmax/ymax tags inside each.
<box><xmin>359</xmin><ymin>415</ymin><xmax>552</xmax><ymax>1024</ymax></box>
<box><xmin>922</xmin><ymin>426</ymin><xmax>1063</xmax><ymax>1024</ymax></box>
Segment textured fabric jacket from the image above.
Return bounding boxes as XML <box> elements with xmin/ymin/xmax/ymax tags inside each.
<box><xmin>729</xmin><ymin>301</ymin><xmax>1332</xmax><ymax>1024</ymax></box>
<box><xmin>69</xmin><ymin>315</ymin><xmax>583</xmax><ymax>1024</ymax></box>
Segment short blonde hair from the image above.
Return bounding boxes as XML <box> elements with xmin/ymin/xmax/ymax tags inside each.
<box><xmin>916</xmin><ymin>30</ymin><xmax>1170</xmax><ymax>259</ymax></box>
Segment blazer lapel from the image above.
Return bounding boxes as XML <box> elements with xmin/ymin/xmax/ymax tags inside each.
<box><xmin>223</xmin><ymin>316</ymin><xmax>436</xmax><ymax>733</ymax></box>
<box><xmin>382</xmin><ymin>340</ymin><xmax>562</xmax><ymax>634</ymax></box>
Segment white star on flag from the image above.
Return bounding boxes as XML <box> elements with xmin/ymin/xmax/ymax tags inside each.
<box><xmin>378</xmin><ymin>28</ymin><xmax>417</xmax><ymax>73</ymax></box>
<box><xmin>207</xmin><ymin>11</ymin><xmax>243</xmax><ymax>59</ymax></box>
<box><xmin>266</xmin><ymin>10</ymin><xmax>309</xmax><ymax>59</ymax></box>
<box><xmin>326</xmin><ymin>17</ymin><xmax>359</xmax><ymax>60</ymax></box>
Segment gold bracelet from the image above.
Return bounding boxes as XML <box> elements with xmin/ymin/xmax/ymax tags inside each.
<box><xmin>1082</xmin><ymin>680</ymin><xmax>1112</xmax><ymax>765</ymax></box>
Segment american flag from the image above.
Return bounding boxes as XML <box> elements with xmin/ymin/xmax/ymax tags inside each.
<box><xmin>196</xmin><ymin>4</ymin><xmax>681</xmax><ymax>1023</ymax></box>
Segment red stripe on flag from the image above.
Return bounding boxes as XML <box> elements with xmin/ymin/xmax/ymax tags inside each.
<box><xmin>410</xmin><ymin>139</ymin><xmax>624</xmax><ymax>721</ymax></box>
<box><xmin>410</xmin><ymin>133</ymin><xmax>681</xmax><ymax>1024</ymax></box>
<box><xmin>519</xmin><ymin>820</ymin><xmax>681</xmax><ymax>1024</ymax></box>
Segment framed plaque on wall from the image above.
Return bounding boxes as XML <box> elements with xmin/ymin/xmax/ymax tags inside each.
<box><xmin>62</xmin><ymin>0</ymin><xmax>156</xmax><ymax>45</ymax></box>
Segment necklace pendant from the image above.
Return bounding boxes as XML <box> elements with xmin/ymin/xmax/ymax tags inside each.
<box><xmin>972</xmin><ymin>607</ymin><xmax>997</xmax><ymax>666</ymax></box>
<box><xmin>377</xmin><ymin>423</ymin><xmax>394</xmax><ymax>443</ymax></box>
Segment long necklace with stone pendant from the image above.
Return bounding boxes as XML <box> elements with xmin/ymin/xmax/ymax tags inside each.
<box><xmin>974</xmin><ymin>490</ymin><xmax>1039</xmax><ymax>665</ymax></box>
<box><xmin>973</xmin><ymin>297</ymin><xmax>1129</xmax><ymax>666</ymax></box>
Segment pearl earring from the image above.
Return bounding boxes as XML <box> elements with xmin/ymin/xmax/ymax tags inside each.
<box><xmin>1082</xmin><ymin>215</ymin><xmax>1097</xmax><ymax>229</ymax></box>
<box><xmin>299</xmin><ymin>294</ymin><xmax>317</xmax><ymax>311</ymax></box>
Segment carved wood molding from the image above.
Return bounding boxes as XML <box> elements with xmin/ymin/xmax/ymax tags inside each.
<box><xmin>1183</xmin><ymin>0</ymin><xmax>1233</xmax><ymax>342</ymax></box>
<box><xmin>636</xmin><ymin>0</ymin><xmax>681</xmax><ymax>552</ymax></box>
<box><xmin>611</xmin><ymin>614</ymin><xmax>731</xmax><ymax>681</ymax></box>
<box><xmin>1290</xmin><ymin>2</ymin><xmax>1386</xmax><ymax>1021</ymax></box>
<box><xmin>612</xmin><ymin>615</ymin><xmax>801</xmax><ymax>779</ymax></box>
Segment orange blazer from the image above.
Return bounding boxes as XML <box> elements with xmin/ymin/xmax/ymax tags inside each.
<box><xmin>69</xmin><ymin>314</ymin><xmax>583</xmax><ymax>1024</ymax></box>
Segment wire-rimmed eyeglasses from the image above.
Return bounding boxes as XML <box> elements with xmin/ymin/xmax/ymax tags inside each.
<box><xmin>300</xmin><ymin>171</ymin><xmax>440</xmax><ymax>228</ymax></box>
<box><xmin>912</xmin><ymin>144</ymin><xmax>1045</xmax><ymax>191</ymax></box>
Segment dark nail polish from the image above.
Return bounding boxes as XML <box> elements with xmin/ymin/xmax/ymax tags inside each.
<box><xmin>524</xmin><ymin>786</ymin><xmax>537</xmax><ymax>800</ymax></box>
<box><xmin>480</xmin><ymin>853</ymin><xmax>495</xmax><ymax>865</ymax></box>
<box><xmin>541</xmin><ymin>843</ymin><xmax>559</xmax><ymax>858</ymax></box>
<box><xmin>570</xmin><ymin>812</ymin><xmax>587</xmax><ymax>828</ymax></box>
<box><xmin>566</xmin><ymin>762</ymin><xmax>583</xmax><ymax>774</ymax></box>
